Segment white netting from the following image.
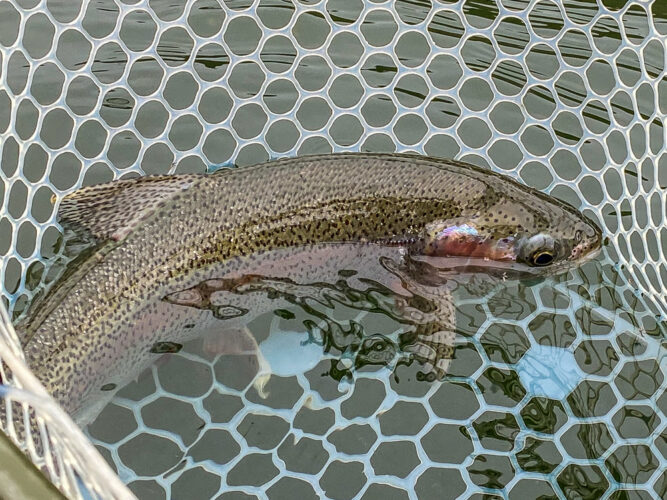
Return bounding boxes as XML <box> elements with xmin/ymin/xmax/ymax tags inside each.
<box><xmin>0</xmin><ymin>0</ymin><xmax>665</xmax><ymax>499</ymax></box>
<box><xmin>0</xmin><ymin>303</ymin><xmax>135</xmax><ymax>499</ymax></box>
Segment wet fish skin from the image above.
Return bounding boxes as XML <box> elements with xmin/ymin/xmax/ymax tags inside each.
<box><xmin>17</xmin><ymin>153</ymin><xmax>602</xmax><ymax>424</ymax></box>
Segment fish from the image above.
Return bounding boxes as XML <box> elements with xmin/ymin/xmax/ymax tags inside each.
<box><xmin>15</xmin><ymin>153</ymin><xmax>602</xmax><ymax>425</ymax></box>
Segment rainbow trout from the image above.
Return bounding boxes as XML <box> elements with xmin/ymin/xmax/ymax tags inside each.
<box><xmin>17</xmin><ymin>153</ymin><xmax>601</xmax><ymax>425</ymax></box>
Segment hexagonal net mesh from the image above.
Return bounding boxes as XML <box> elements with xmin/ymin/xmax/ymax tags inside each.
<box><xmin>0</xmin><ymin>0</ymin><xmax>665</xmax><ymax>499</ymax></box>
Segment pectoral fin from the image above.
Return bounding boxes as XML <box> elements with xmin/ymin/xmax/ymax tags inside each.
<box><xmin>392</xmin><ymin>269</ymin><xmax>458</xmax><ymax>381</ymax></box>
<box><xmin>203</xmin><ymin>327</ymin><xmax>271</xmax><ymax>399</ymax></box>
<box><xmin>202</xmin><ymin>327</ymin><xmax>259</xmax><ymax>357</ymax></box>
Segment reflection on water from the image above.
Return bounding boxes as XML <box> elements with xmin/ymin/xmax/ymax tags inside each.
<box><xmin>518</xmin><ymin>342</ymin><xmax>597</xmax><ymax>400</ymax></box>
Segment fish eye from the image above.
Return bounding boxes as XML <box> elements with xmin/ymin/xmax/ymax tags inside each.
<box><xmin>575</xmin><ymin>230</ymin><xmax>583</xmax><ymax>242</ymax></box>
<box><xmin>531</xmin><ymin>250</ymin><xmax>555</xmax><ymax>267</ymax></box>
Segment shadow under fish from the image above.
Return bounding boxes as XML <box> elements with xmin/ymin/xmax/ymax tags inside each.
<box><xmin>13</xmin><ymin>153</ymin><xmax>602</xmax><ymax>426</ymax></box>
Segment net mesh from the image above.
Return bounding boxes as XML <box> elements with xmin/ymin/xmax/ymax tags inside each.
<box><xmin>0</xmin><ymin>0</ymin><xmax>665</xmax><ymax>499</ymax></box>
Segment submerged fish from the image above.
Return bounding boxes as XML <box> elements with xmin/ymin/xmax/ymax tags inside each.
<box><xmin>16</xmin><ymin>153</ymin><xmax>601</xmax><ymax>425</ymax></box>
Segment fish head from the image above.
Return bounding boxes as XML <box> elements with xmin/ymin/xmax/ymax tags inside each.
<box><xmin>418</xmin><ymin>194</ymin><xmax>602</xmax><ymax>276</ymax></box>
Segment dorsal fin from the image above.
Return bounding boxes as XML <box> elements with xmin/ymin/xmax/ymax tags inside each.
<box><xmin>57</xmin><ymin>174</ymin><xmax>202</xmax><ymax>242</ymax></box>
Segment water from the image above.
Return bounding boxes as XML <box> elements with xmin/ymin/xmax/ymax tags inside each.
<box><xmin>1</xmin><ymin>0</ymin><xmax>666</xmax><ymax>499</ymax></box>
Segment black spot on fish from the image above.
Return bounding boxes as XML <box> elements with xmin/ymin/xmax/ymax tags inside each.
<box><xmin>338</xmin><ymin>269</ymin><xmax>357</xmax><ymax>278</ymax></box>
<box><xmin>416</xmin><ymin>371</ymin><xmax>436</xmax><ymax>382</ymax></box>
<box><xmin>150</xmin><ymin>341</ymin><xmax>183</xmax><ymax>354</ymax></box>
<box><xmin>101</xmin><ymin>383</ymin><xmax>116</xmax><ymax>391</ymax></box>
<box><xmin>184</xmin><ymin>323</ymin><xmax>195</xmax><ymax>329</ymax></box>
<box><xmin>274</xmin><ymin>309</ymin><xmax>295</xmax><ymax>320</ymax></box>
